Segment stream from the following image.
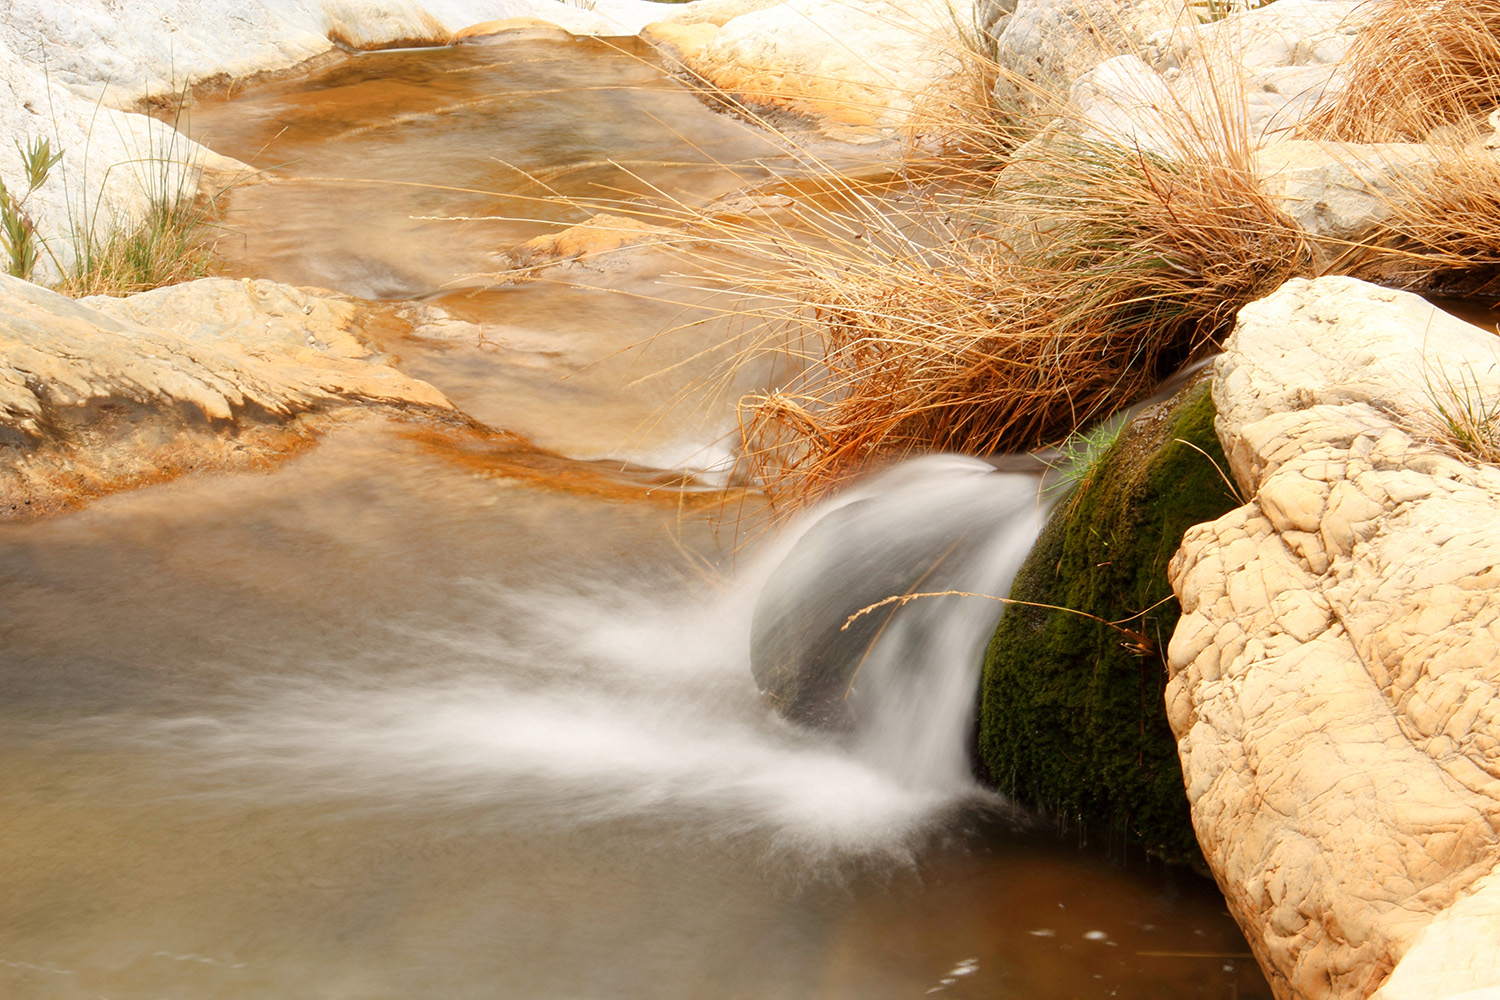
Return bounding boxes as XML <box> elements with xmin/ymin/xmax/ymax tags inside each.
<box><xmin>0</xmin><ymin>31</ymin><xmax>1271</xmax><ymax>1000</ymax></box>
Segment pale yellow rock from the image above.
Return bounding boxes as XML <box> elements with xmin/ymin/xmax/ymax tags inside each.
<box><xmin>1253</xmin><ymin>140</ymin><xmax>1439</xmax><ymax>243</ymax></box>
<box><xmin>644</xmin><ymin>0</ymin><xmax>972</xmax><ymax>132</ymax></box>
<box><xmin>640</xmin><ymin>21</ymin><xmax>722</xmax><ymax>66</ymax></box>
<box><xmin>1258</xmin><ymin>470</ymin><xmax>1329</xmax><ymax>533</ymax></box>
<box><xmin>0</xmin><ymin>273</ymin><xmax>456</xmax><ymax>517</ymax></box>
<box><xmin>1169</xmin><ymin>277</ymin><xmax>1500</xmax><ymax>1000</ymax></box>
<box><xmin>449</xmin><ymin>17</ymin><xmax>574</xmax><ymax>43</ymax></box>
<box><xmin>488</xmin><ymin>213</ymin><xmax>684</xmax><ymax>284</ymax></box>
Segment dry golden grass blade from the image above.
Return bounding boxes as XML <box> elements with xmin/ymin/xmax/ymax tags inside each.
<box><xmin>718</xmin><ymin>108</ymin><xmax>1314</xmax><ymax>504</ymax></box>
<box><xmin>1300</xmin><ymin>0</ymin><xmax>1500</xmax><ymax>143</ymax></box>
<box><xmin>1347</xmin><ymin>150</ymin><xmax>1500</xmax><ymax>295</ymax></box>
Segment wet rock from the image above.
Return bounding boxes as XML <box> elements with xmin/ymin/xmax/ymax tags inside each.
<box><xmin>0</xmin><ymin>273</ymin><xmax>458</xmax><ymax>517</ymax></box>
<box><xmin>750</xmin><ymin>495</ymin><xmax>953</xmax><ymax>727</ymax></box>
<box><xmin>750</xmin><ymin>458</ymin><xmax>1045</xmax><ymax>731</ymax></box>
<box><xmin>1168</xmin><ymin>275</ymin><xmax>1500</xmax><ymax>999</ymax></box>
<box><xmin>978</xmin><ymin>377</ymin><xmax>1240</xmax><ymax>861</ymax></box>
<box><xmin>489</xmin><ymin>214</ymin><xmax>683</xmax><ymax>282</ymax></box>
<box><xmin>448</xmin><ymin>17</ymin><xmax>579</xmax><ymax>45</ymax></box>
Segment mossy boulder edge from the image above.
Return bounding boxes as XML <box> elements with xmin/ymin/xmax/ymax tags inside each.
<box><xmin>977</xmin><ymin>378</ymin><xmax>1239</xmax><ymax>862</ymax></box>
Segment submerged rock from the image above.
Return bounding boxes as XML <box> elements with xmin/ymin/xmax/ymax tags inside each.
<box><xmin>489</xmin><ymin>213</ymin><xmax>684</xmax><ymax>283</ymax></box>
<box><xmin>978</xmin><ymin>377</ymin><xmax>1240</xmax><ymax>861</ymax></box>
<box><xmin>750</xmin><ymin>494</ymin><xmax>960</xmax><ymax>728</ymax></box>
<box><xmin>1168</xmin><ymin>276</ymin><xmax>1500</xmax><ymax>999</ymax></box>
<box><xmin>0</xmin><ymin>274</ymin><xmax>459</xmax><ymax>517</ymax></box>
<box><xmin>749</xmin><ymin>457</ymin><xmax>1047</xmax><ymax>735</ymax></box>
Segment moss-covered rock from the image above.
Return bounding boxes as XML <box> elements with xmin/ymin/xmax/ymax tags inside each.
<box><xmin>977</xmin><ymin>377</ymin><xmax>1239</xmax><ymax>862</ymax></box>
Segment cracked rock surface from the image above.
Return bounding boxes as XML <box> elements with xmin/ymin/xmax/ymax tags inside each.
<box><xmin>1167</xmin><ymin>276</ymin><xmax>1500</xmax><ymax>1000</ymax></box>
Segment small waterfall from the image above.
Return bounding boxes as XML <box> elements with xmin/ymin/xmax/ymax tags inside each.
<box><xmin>747</xmin><ymin>455</ymin><xmax>1052</xmax><ymax>794</ymax></box>
<box><xmin>45</xmin><ymin>452</ymin><xmax>1053</xmax><ymax>859</ymax></box>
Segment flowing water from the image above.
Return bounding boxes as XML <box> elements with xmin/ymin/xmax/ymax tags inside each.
<box><xmin>0</xmin><ymin>33</ymin><xmax>1270</xmax><ymax>999</ymax></box>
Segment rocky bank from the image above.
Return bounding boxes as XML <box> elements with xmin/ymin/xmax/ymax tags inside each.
<box><xmin>1169</xmin><ymin>276</ymin><xmax>1500</xmax><ymax>1000</ymax></box>
<box><xmin>0</xmin><ymin>273</ymin><xmax>461</xmax><ymax>514</ymax></box>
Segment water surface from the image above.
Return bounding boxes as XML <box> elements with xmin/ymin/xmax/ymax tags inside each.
<box><xmin>0</xmin><ymin>34</ymin><xmax>1270</xmax><ymax>1000</ymax></box>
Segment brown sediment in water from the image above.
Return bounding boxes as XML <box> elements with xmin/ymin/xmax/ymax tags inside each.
<box><xmin>403</xmin><ymin>424</ymin><xmax>745</xmax><ymax>507</ymax></box>
<box><xmin>0</xmin><ymin>406</ymin><xmax>471</xmax><ymax>523</ymax></box>
<box><xmin>142</xmin><ymin>19</ymin><xmax>601</xmax><ymax>114</ymax></box>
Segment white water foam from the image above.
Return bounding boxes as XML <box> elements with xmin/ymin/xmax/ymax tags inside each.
<box><xmin>143</xmin><ymin>455</ymin><xmax>1048</xmax><ymax>858</ymax></box>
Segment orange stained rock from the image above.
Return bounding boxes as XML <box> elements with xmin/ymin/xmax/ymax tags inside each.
<box><xmin>495</xmin><ymin>214</ymin><xmax>682</xmax><ymax>280</ymax></box>
<box><xmin>402</xmin><ymin>425</ymin><xmax>741</xmax><ymax>508</ymax></box>
<box><xmin>0</xmin><ymin>275</ymin><xmax>462</xmax><ymax>520</ymax></box>
<box><xmin>640</xmin><ymin>21</ymin><xmax>720</xmax><ymax>62</ymax></box>
<box><xmin>449</xmin><ymin>18</ymin><xmax>574</xmax><ymax>43</ymax></box>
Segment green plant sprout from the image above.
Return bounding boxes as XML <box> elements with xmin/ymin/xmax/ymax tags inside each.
<box><xmin>1042</xmin><ymin>415</ymin><xmax>1128</xmax><ymax>499</ymax></box>
<box><xmin>0</xmin><ymin>136</ymin><xmax>63</xmax><ymax>280</ymax></box>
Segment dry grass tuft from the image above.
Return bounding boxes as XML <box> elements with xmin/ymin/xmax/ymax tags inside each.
<box><xmin>55</xmin><ymin>197</ymin><xmax>217</xmax><ymax>298</ymax></box>
<box><xmin>1348</xmin><ymin>151</ymin><xmax>1500</xmax><ymax>294</ymax></box>
<box><xmin>720</xmin><ymin>120</ymin><xmax>1312</xmax><ymax>503</ymax></box>
<box><xmin>1419</xmin><ymin>362</ymin><xmax>1500</xmax><ymax>466</ymax></box>
<box><xmin>494</xmin><ymin>27</ymin><xmax>1326</xmax><ymax>506</ymax></box>
<box><xmin>658</xmin><ymin>0</ymin><xmax>1500</xmax><ymax>505</ymax></box>
<box><xmin>1300</xmin><ymin>0</ymin><xmax>1500</xmax><ymax>143</ymax></box>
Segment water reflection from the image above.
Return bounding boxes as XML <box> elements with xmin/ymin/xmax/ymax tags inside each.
<box><xmin>189</xmin><ymin>36</ymin><xmax>793</xmax><ymax>297</ymax></box>
<box><xmin>190</xmin><ymin>36</ymin><xmax>810</xmax><ymax>470</ymax></box>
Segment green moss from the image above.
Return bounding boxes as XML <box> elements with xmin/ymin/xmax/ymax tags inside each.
<box><xmin>977</xmin><ymin>379</ymin><xmax>1239</xmax><ymax>862</ymax></box>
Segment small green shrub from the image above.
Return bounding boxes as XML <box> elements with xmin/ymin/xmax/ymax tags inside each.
<box><xmin>6</xmin><ymin>89</ymin><xmax>222</xmax><ymax>297</ymax></box>
<box><xmin>57</xmin><ymin>191</ymin><xmax>216</xmax><ymax>297</ymax></box>
<box><xmin>1423</xmin><ymin>362</ymin><xmax>1500</xmax><ymax>465</ymax></box>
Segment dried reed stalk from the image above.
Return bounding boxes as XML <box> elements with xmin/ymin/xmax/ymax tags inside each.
<box><xmin>724</xmin><ymin>114</ymin><xmax>1312</xmax><ymax>503</ymax></box>
<box><xmin>1350</xmin><ymin>151</ymin><xmax>1500</xmax><ymax>294</ymax></box>
<box><xmin>1300</xmin><ymin>0</ymin><xmax>1500</xmax><ymax>143</ymax></box>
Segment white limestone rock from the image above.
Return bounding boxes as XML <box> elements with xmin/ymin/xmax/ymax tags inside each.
<box><xmin>1063</xmin><ymin>3</ymin><xmax>1450</xmax><ymax>248</ymax></box>
<box><xmin>1069</xmin><ymin>0</ymin><xmax>1363</xmax><ymax>152</ymax></box>
<box><xmin>1251</xmin><ymin>140</ymin><xmax>1439</xmax><ymax>243</ymax></box>
<box><xmin>990</xmin><ymin>0</ymin><xmax>1187</xmax><ymax>119</ymax></box>
<box><xmin>3</xmin><ymin>1</ymin><xmax>663</xmax><ymax>104</ymax></box>
<box><xmin>1168</xmin><ymin>275</ymin><xmax>1500</xmax><ymax>999</ymax></box>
